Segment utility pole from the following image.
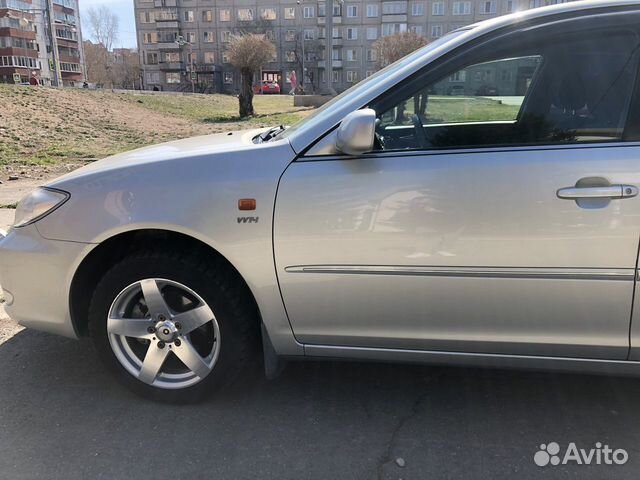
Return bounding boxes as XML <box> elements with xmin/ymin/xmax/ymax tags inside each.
<box><xmin>45</xmin><ymin>0</ymin><xmax>63</xmax><ymax>87</ymax></box>
<box><xmin>176</xmin><ymin>35</ymin><xmax>196</xmax><ymax>94</ymax></box>
<box><xmin>297</xmin><ymin>0</ymin><xmax>305</xmax><ymax>93</ymax></box>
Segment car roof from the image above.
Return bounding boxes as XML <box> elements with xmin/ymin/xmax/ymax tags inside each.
<box><xmin>286</xmin><ymin>0</ymin><xmax>640</xmax><ymax>153</ymax></box>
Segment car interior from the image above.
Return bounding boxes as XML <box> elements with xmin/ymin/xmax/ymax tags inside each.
<box><xmin>373</xmin><ymin>27</ymin><xmax>640</xmax><ymax>151</ymax></box>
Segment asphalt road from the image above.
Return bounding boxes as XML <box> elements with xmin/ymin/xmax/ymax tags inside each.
<box><xmin>1</xmin><ymin>324</ymin><xmax>640</xmax><ymax>480</ymax></box>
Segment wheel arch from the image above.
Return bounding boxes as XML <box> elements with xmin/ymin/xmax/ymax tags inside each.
<box><xmin>69</xmin><ymin>229</ymin><xmax>263</xmax><ymax>338</ymax></box>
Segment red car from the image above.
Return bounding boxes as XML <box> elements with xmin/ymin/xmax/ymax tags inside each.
<box><xmin>254</xmin><ymin>81</ymin><xmax>281</xmax><ymax>94</ymax></box>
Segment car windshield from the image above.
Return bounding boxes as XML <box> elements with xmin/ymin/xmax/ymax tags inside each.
<box><xmin>276</xmin><ymin>30</ymin><xmax>468</xmax><ymax>141</ymax></box>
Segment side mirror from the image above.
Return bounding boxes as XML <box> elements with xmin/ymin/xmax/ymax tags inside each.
<box><xmin>336</xmin><ymin>108</ymin><xmax>376</xmax><ymax>156</ymax></box>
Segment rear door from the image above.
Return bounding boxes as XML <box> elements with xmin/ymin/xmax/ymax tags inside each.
<box><xmin>274</xmin><ymin>15</ymin><xmax>640</xmax><ymax>359</ymax></box>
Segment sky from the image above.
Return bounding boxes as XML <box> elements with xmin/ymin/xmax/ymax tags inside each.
<box><xmin>80</xmin><ymin>0</ymin><xmax>138</xmax><ymax>49</ymax></box>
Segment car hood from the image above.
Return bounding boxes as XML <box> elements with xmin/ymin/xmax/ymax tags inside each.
<box><xmin>47</xmin><ymin>127</ymin><xmax>271</xmax><ymax>187</ymax></box>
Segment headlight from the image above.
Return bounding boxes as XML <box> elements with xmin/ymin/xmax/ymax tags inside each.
<box><xmin>13</xmin><ymin>187</ymin><xmax>70</xmax><ymax>228</ymax></box>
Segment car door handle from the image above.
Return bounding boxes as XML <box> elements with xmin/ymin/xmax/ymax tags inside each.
<box><xmin>557</xmin><ymin>185</ymin><xmax>639</xmax><ymax>200</ymax></box>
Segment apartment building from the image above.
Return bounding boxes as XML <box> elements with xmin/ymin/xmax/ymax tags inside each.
<box><xmin>134</xmin><ymin>0</ymin><xmax>572</xmax><ymax>93</ymax></box>
<box><xmin>0</xmin><ymin>0</ymin><xmax>85</xmax><ymax>86</ymax></box>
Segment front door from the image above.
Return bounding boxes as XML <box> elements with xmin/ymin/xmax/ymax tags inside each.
<box><xmin>274</xmin><ymin>18</ymin><xmax>640</xmax><ymax>359</ymax></box>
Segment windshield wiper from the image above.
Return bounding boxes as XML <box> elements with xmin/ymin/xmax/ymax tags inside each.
<box><xmin>255</xmin><ymin>125</ymin><xmax>286</xmax><ymax>143</ymax></box>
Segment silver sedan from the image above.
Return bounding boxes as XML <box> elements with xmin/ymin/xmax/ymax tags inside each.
<box><xmin>3</xmin><ymin>0</ymin><xmax>640</xmax><ymax>402</ymax></box>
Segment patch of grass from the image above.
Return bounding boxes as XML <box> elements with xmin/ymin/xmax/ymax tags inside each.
<box><xmin>427</xmin><ymin>96</ymin><xmax>521</xmax><ymax>123</ymax></box>
<box><xmin>120</xmin><ymin>93</ymin><xmax>311</xmax><ymax>126</ymax></box>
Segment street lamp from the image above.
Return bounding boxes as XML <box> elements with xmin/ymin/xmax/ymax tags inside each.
<box><xmin>176</xmin><ymin>35</ymin><xmax>196</xmax><ymax>94</ymax></box>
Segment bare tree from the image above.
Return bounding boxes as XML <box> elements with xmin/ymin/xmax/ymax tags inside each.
<box><xmin>375</xmin><ymin>33</ymin><xmax>430</xmax><ymax>119</ymax></box>
<box><xmin>227</xmin><ymin>34</ymin><xmax>276</xmax><ymax>117</ymax></box>
<box><xmin>111</xmin><ymin>49</ymin><xmax>141</xmax><ymax>89</ymax></box>
<box><xmin>83</xmin><ymin>40</ymin><xmax>111</xmax><ymax>86</ymax></box>
<box><xmin>374</xmin><ymin>32</ymin><xmax>429</xmax><ymax>69</ymax></box>
<box><xmin>86</xmin><ymin>6</ymin><xmax>119</xmax><ymax>51</ymax></box>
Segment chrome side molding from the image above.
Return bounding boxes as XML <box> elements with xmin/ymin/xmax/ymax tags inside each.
<box><xmin>285</xmin><ymin>265</ymin><xmax>635</xmax><ymax>281</ymax></box>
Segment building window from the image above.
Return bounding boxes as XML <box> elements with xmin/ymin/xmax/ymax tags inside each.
<box><xmin>183</xmin><ymin>10</ymin><xmax>194</xmax><ymax>22</ymax></box>
<box><xmin>449</xmin><ymin>70</ymin><xmax>467</xmax><ymax>82</ymax></box>
<box><xmin>203</xmin><ymin>31</ymin><xmax>214</xmax><ymax>43</ymax></box>
<box><xmin>346</xmin><ymin>27</ymin><xmax>357</xmax><ymax>40</ymax></box>
<box><xmin>237</xmin><ymin>8</ymin><xmax>254</xmax><ymax>21</ymax></box>
<box><xmin>409</xmin><ymin>25</ymin><xmax>423</xmax><ymax>35</ymax></box>
<box><xmin>221</xmin><ymin>31</ymin><xmax>231</xmax><ymax>42</ymax></box>
<box><xmin>480</xmin><ymin>1</ymin><xmax>496</xmax><ymax>14</ymax></box>
<box><xmin>346</xmin><ymin>70</ymin><xmax>358</xmax><ymax>83</ymax></box>
<box><xmin>140</xmin><ymin>11</ymin><xmax>154</xmax><ymax>23</ymax></box>
<box><xmin>202</xmin><ymin>10</ymin><xmax>213</xmax><ymax>22</ymax></box>
<box><xmin>222</xmin><ymin>52</ymin><xmax>230</xmax><ymax>63</ymax></box>
<box><xmin>304</xmin><ymin>29</ymin><xmax>315</xmax><ymax>40</ymax></box>
<box><xmin>333</xmin><ymin>70</ymin><xmax>340</xmax><ymax>83</ymax></box>
<box><xmin>185</xmin><ymin>32</ymin><xmax>195</xmax><ymax>43</ymax></box>
<box><xmin>347</xmin><ymin>5</ymin><xmax>358</xmax><ymax>17</ymax></box>
<box><xmin>284</xmin><ymin>7</ymin><xmax>295</xmax><ymax>19</ymax></box>
<box><xmin>529</xmin><ymin>0</ymin><xmax>543</xmax><ymax>7</ymax></box>
<box><xmin>303</xmin><ymin>6</ymin><xmax>315</xmax><ymax>18</ymax></box>
<box><xmin>285</xmin><ymin>30</ymin><xmax>296</xmax><ymax>42</ymax></box>
<box><xmin>452</xmin><ymin>1</ymin><xmax>472</xmax><ymax>14</ymax></box>
<box><xmin>366</xmin><ymin>4</ymin><xmax>378</xmax><ymax>16</ymax></box>
<box><xmin>366</xmin><ymin>70</ymin><xmax>374</xmax><ymax>77</ymax></box>
<box><xmin>164</xmin><ymin>52</ymin><xmax>180</xmax><ymax>63</ymax></box>
<box><xmin>432</xmin><ymin>2</ymin><xmax>445</xmax><ymax>15</ymax></box>
<box><xmin>411</xmin><ymin>2</ymin><xmax>424</xmax><ymax>15</ymax></box>
<box><xmin>204</xmin><ymin>51</ymin><xmax>215</xmax><ymax>64</ymax></box>
<box><xmin>382</xmin><ymin>2</ymin><xmax>407</xmax><ymax>15</ymax></box>
<box><xmin>431</xmin><ymin>24</ymin><xmax>443</xmax><ymax>38</ymax></box>
<box><xmin>219</xmin><ymin>9</ymin><xmax>231</xmax><ymax>21</ymax></box>
<box><xmin>505</xmin><ymin>0</ymin><xmax>514</xmax><ymax>12</ymax></box>
<box><xmin>366</xmin><ymin>49</ymin><xmax>377</xmax><ymax>62</ymax></box>
<box><xmin>382</xmin><ymin>23</ymin><xmax>407</xmax><ymax>36</ymax></box>
<box><xmin>260</xmin><ymin>8</ymin><xmax>277</xmax><ymax>20</ymax></box>
<box><xmin>366</xmin><ymin>26</ymin><xmax>378</xmax><ymax>40</ymax></box>
<box><xmin>286</xmin><ymin>51</ymin><xmax>296</xmax><ymax>62</ymax></box>
<box><xmin>332</xmin><ymin>27</ymin><xmax>340</xmax><ymax>38</ymax></box>
<box><xmin>146</xmin><ymin>52</ymin><xmax>158</xmax><ymax>65</ymax></box>
<box><xmin>166</xmin><ymin>72</ymin><xmax>181</xmax><ymax>84</ymax></box>
<box><xmin>224</xmin><ymin>72</ymin><xmax>233</xmax><ymax>84</ymax></box>
<box><xmin>145</xmin><ymin>72</ymin><xmax>160</xmax><ymax>84</ymax></box>
<box><xmin>346</xmin><ymin>49</ymin><xmax>357</xmax><ymax>61</ymax></box>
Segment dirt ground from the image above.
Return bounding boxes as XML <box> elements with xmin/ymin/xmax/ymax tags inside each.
<box><xmin>0</xmin><ymin>86</ymin><xmax>309</xmax><ymax>179</ymax></box>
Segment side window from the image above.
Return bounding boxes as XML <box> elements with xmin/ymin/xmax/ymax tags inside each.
<box><xmin>374</xmin><ymin>28</ymin><xmax>640</xmax><ymax>151</ymax></box>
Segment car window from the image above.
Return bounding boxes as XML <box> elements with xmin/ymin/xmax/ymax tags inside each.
<box><xmin>374</xmin><ymin>28</ymin><xmax>640</xmax><ymax>151</ymax></box>
<box><xmin>379</xmin><ymin>56</ymin><xmax>542</xmax><ymax>128</ymax></box>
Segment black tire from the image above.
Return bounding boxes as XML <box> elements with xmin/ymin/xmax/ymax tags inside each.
<box><xmin>88</xmin><ymin>249</ymin><xmax>260</xmax><ymax>403</ymax></box>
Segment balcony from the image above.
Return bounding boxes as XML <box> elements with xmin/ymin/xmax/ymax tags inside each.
<box><xmin>381</xmin><ymin>14</ymin><xmax>408</xmax><ymax>22</ymax></box>
<box><xmin>156</xmin><ymin>21</ymin><xmax>179</xmax><ymax>29</ymax></box>
<box><xmin>159</xmin><ymin>62</ymin><xmax>183</xmax><ymax>71</ymax></box>
<box><xmin>317</xmin><ymin>16</ymin><xmax>342</xmax><ymax>25</ymax></box>
<box><xmin>317</xmin><ymin>60</ymin><xmax>342</xmax><ymax>68</ymax></box>
<box><xmin>157</xmin><ymin>42</ymin><xmax>181</xmax><ymax>50</ymax></box>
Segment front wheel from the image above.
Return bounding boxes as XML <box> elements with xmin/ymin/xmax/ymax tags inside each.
<box><xmin>88</xmin><ymin>250</ymin><xmax>259</xmax><ymax>403</ymax></box>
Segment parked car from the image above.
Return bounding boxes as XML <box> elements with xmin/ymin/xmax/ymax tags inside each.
<box><xmin>3</xmin><ymin>0</ymin><xmax>640</xmax><ymax>402</ymax></box>
<box><xmin>254</xmin><ymin>81</ymin><xmax>281</xmax><ymax>94</ymax></box>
